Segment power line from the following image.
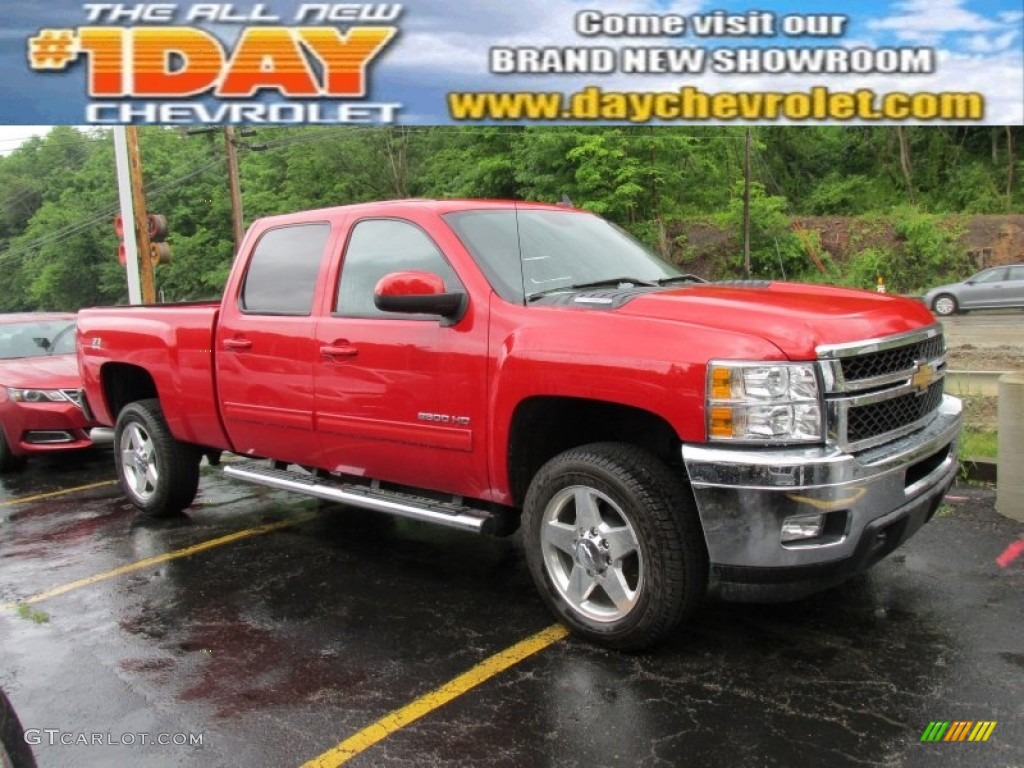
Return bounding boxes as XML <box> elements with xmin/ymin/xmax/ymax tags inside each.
<box><xmin>0</xmin><ymin>131</ymin><xmax>102</xmax><ymax>148</ymax></box>
<box><xmin>0</xmin><ymin>155</ymin><xmax>225</xmax><ymax>266</ymax></box>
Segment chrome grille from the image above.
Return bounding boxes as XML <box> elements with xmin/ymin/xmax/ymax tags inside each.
<box><xmin>817</xmin><ymin>326</ymin><xmax>948</xmax><ymax>452</ymax></box>
<box><xmin>840</xmin><ymin>335</ymin><xmax>945</xmax><ymax>384</ymax></box>
<box><xmin>61</xmin><ymin>389</ymin><xmax>84</xmax><ymax>409</ymax></box>
<box><xmin>847</xmin><ymin>382</ymin><xmax>945</xmax><ymax>444</ymax></box>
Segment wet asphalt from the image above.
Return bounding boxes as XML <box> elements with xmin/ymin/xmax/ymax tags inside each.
<box><xmin>0</xmin><ymin>447</ymin><xmax>1022</xmax><ymax>768</ymax></box>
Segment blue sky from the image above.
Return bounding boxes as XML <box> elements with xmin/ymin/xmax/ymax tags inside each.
<box><xmin>0</xmin><ymin>0</ymin><xmax>1021</xmax><ymax>127</ymax></box>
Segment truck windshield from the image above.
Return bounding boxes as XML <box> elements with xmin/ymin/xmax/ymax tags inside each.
<box><xmin>444</xmin><ymin>208</ymin><xmax>686</xmax><ymax>304</ymax></box>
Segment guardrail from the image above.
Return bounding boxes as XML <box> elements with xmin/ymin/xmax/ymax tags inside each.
<box><xmin>945</xmin><ymin>370</ymin><xmax>1013</xmax><ymax>397</ymax></box>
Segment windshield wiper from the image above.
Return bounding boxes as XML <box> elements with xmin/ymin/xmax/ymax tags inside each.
<box><xmin>528</xmin><ymin>277</ymin><xmax>655</xmax><ymax>302</ymax></box>
<box><xmin>655</xmin><ymin>274</ymin><xmax>706</xmax><ymax>286</ymax></box>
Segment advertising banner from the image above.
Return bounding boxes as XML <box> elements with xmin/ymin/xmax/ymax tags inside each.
<box><xmin>2</xmin><ymin>0</ymin><xmax>1022</xmax><ymax>126</ymax></box>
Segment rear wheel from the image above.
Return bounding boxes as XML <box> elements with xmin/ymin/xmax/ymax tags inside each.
<box><xmin>114</xmin><ymin>399</ymin><xmax>200</xmax><ymax>517</ymax></box>
<box><xmin>932</xmin><ymin>294</ymin><xmax>958</xmax><ymax>316</ymax></box>
<box><xmin>523</xmin><ymin>442</ymin><xmax>707</xmax><ymax>651</ymax></box>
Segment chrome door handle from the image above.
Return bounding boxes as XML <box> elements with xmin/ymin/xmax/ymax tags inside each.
<box><xmin>320</xmin><ymin>344</ymin><xmax>358</xmax><ymax>358</ymax></box>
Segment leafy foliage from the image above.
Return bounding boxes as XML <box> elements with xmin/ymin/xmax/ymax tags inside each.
<box><xmin>0</xmin><ymin>125</ymin><xmax>1019</xmax><ymax>311</ymax></box>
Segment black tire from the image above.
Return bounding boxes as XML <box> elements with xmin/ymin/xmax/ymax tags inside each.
<box><xmin>522</xmin><ymin>442</ymin><xmax>707</xmax><ymax>651</ymax></box>
<box><xmin>0</xmin><ymin>424</ymin><xmax>26</xmax><ymax>474</ymax></box>
<box><xmin>113</xmin><ymin>398</ymin><xmax>200</xmax><ymax>517</ymax></box>
<box><xmin>0</xmin><ymin>688</ymin><xmax>37</xmax><ymax>768</ymax></box>
<box><xmin>932</xmin><ymin>294</ymin><xmax>958</xmax><ymax>316</ymax></box>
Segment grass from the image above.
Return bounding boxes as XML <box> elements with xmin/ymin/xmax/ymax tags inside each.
<box><xmin>960</xmin><ymin>426</ymin><xmax>998</xmax><ymax>460</ymax></box>
<box><xmin>957</xmin><ymin>394</ymin><xmax>998</xmax><ymax>461</ymax></box>
<box><xmin>15</xmin><ymin>602</ymin><xmax>49</xmax><ymax>624</ymax></box>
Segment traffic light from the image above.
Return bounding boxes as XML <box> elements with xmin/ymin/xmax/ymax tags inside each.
<box><xmin>147</xmin><ymin>213</ymin><xmax>171</xmax><ymax>265</ymax></box>
<box><xmin>113</xmin><ymin>213</ymin><xmax>172</xmax><ymax>266</ymax></box>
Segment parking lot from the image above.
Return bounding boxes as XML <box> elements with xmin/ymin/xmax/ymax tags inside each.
<box><xmin>1</xmin><ymin>435</ymin><xmax>1021</xmax><ymax>768</ymax></box>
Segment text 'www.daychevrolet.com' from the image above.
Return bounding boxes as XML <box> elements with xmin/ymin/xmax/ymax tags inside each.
<box><xmin>447</xmin><ymin>86</ymin><xmax>984</xmax><ymax>122</ymax></box>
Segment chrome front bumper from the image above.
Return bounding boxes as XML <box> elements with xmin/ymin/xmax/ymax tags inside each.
<box><xmin>681</xmin><ymin>394</ymin><xmax>962</xmax><ymax>601</ymax></box>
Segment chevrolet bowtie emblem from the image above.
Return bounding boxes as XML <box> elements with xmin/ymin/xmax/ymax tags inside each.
<box><xmin>911</xmin><ymin>360</ymin><xmax>937</xmax><ymax>395</ymax></box>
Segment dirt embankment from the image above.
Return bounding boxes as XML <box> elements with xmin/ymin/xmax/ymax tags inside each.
<box><xmin>672</xmin><ymin>214</ymin><xmax>1024</xmax><ymax>278</ymax></box>
<box><xmin>947</xmin><ymin>345</ymin><xmax>1021</xmax><ymax>371</ymax></box>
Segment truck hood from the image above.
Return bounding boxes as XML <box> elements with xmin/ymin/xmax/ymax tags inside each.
<box><xmin>618</xmin><ymin>282</ymin><xmax>937</xmax><ymax>360</ymax></box>
<box><xmin>0</xmin><ymin>354</ymin><xmax>82</xmax><ymax>389</ymax></box>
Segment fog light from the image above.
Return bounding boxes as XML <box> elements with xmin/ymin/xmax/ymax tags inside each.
<box><xmin>781</xmin><ymin>513</ymin><xmax>824</xmax><ymax>542</ymax></box>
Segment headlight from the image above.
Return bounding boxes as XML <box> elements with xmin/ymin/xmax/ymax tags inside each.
<box><xmin>7</xmin><ymin>387</ymin><xmax>73</xmax><ymax>403</ymax></box>
<box><xmin>707</xmin><ymin>361</ymin><xmax>822</xmax><ymax>443</ymax></box>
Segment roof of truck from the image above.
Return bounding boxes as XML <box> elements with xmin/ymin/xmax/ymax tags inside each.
<box><xmin>251</xmin><ymin>198</ymin><xmax>580</xmax><ymax>228</ymax></box>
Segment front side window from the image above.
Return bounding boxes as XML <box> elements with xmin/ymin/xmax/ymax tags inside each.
<box><xmin>971</xmin><ymin>268</ymin><xmax>1008</xmax><ymax>285</ymax></box>
<box><xmin>240</xmin><ymin>223</ymin><xmax>331</xmax><ymax>315</ymax></box>
<box><xmin>336</xmin><ymin>219</ymin><xmax>462</xmax><ymax>318</ymax></box>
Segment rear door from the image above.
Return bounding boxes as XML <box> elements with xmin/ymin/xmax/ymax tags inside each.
<box><xmin>312</xmin><ymin>217</ymin><xmax>490</xmax><ymax>498</ymax></box>
<box><xmin>1000</xmin><ymin>265</ymin><xmax>1024</xmax><ymax>308</ymax></box>
<box><xmin>216</xmin><ymin>222</ymin><xmax>333</xmax><ymax>465</ymax></box>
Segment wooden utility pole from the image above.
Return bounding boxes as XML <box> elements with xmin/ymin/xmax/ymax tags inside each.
<box><xmin>742</xmin><ymin>127</ymin><xmax>752</xmax><ymax>280</ymax></box>
<box><xmin>185</xmin><ymin>126</ymin><xmax>246</xmax><ymax>253</ymax></box>
<box><xmin>224</xmin><ymin>126</ymin><xmax>244</xmax><ymax>253</ymax></box>
<box><xmin>126</xmin><ymin>127</ymin><xmax>156</xmax><ymax>304</ymax></box>
<box><xmin>896</xmin><ymin>126</ymin><xmax>915</xmax><ymax>202</ymax></box>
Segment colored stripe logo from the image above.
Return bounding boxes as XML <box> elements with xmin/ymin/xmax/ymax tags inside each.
<box><xmin>921</xmin><ymin>721</ymin><xmax>997</xmax><ymax>742</ymax></box>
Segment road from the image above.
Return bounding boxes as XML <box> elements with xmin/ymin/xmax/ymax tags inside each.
<box><xmin>939</xmin><ymin>312</ymin><xmax>1023</xmax><ymax>350</ymax></box>
<box><xmin>1</xmin><ymin>448</ymin><xmax>1022</xmax><ymax>768</ymax></box>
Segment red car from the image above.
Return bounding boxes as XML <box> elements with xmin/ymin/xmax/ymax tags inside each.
<box><xmin>0</xmin><ymin>312</ymin><xmax>95</xmax><ymax>472</ymax></box>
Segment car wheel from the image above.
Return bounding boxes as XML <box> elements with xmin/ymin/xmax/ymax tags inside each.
<box><xmin>0</xmin><ymin>424</ymin><xmax>26</xmax><ymax>474</ymax></box>
<box><xmin>0</xmin><ymin>689</ymin><xmax>37</xmax><ymax>768</ymax></box>
<box><xmin>114</xmin><ymin>398</ymin><xmax>200</xmax><ymax>517</ymax></box>
<box><xmin>932</xmin><ymin>294</ymin><xmax>958</xmax><ymax>316</ymax></box>
<box><xmin>523</xmin><ymin>442</ymin><xmax>707</xmax><ymax>651</ymax></box>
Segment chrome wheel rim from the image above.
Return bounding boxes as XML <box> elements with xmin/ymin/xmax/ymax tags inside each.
<box><xmin>934</xmin><ymin>297</ymin><xmax>955</xmax><ymax>315</ymax></box>
<box><xmin>120</xmin><ymin>422</ymin><xmax>158</xmax><ymax>502</ymax></box>
<box><xmin>540</xmin><ymin>485</ymin><xmax>644</xmax><ymax>623</ymax></box>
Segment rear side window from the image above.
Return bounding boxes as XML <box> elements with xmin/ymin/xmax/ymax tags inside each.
<box><xmin>241</xmin><ymin>223</ymin><xmax>331</xmax><ymax>315</ymax></box>
<box><xmin>335</xmin><ymin>219</ymin><xmax>462</xmax><ymax>318</ymax></box>
<box><xmin>1007</xmin><ymin>266</ymin><xmax>1024</xmax><ymax>281</ymax></box>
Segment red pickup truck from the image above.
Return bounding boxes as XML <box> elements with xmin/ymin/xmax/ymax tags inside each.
<box><xmin>78</xmin><ymin>199</ymin><xmax>961</xmax><ymax>649</ymax></box>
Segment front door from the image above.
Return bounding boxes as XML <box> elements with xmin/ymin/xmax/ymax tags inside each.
<box><xmin>960</xmin><ymin>267</ymin><xmax>1008</xmax><ymax>309</ymax></box>
<box><xmin>313</xmin><ymin>217</ymin><xmax>489</xmax><ymax>498</ymax></box>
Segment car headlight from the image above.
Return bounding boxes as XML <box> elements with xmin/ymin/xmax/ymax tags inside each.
<box><xmin>7</xmin><ymin>387</ymin><xmax>73</xmax><ymax>404</ymax></box>
<box><xmin>707</xmin><ymin>361</ymin><xmax>823</xmax><ymax>443</ymax></box>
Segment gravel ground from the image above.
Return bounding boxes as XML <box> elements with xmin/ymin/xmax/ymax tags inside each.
<box><xmin>947</xmin><ymin>344</ymin><xmax>1022</xmax><ymax>371</ymax></box>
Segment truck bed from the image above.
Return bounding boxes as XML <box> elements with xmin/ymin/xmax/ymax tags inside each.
<box><xmin>77</xmin><ymin>302</ymin><xmax>230</xmax><ymax>450</ymax></box>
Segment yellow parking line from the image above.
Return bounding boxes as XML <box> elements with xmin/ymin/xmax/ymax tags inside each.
<box><xmin>1</xmin><ymin>513</ymin><xmax>315</xmax><ymax>611</ymax></box>
<box><xmin>0</xmin><ymin>480</ymin><xmax>118</xmax><ymax>507</ymax></box>
<box><xmin>301</xmin><ymin>624</ymin><xmax>570</xmax><ymax>768</ymax></box>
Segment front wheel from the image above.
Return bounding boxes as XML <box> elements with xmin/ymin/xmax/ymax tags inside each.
<box><xmin>932</xmin><ymin>294</ymin><xmax>958</xmax><ymax>316</ymax></box>
<box><xmin>114</xmin><ymin>399</ymin><xmax>200</xmax><ymax>517</ymax></box>
<box><xmin>0</xmin><ymin>423</ymin><xmax>26</xmax><ymax>474</ymax></box>
<box><xmin>522</xmin><ymin>443</ymin><xmax>707</xmax><ymax>651</ymax></box>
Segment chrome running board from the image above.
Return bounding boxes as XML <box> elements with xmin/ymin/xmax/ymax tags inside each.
<box><xmin>223</xmin><ymin>460</ymin><xmax>495</xmax><ymax>534</ymax></box>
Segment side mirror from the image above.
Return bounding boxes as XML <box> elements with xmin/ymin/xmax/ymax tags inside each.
<box><xmin>374</xmin><ymin>271</ymin><xmax>467</xmax><ymax>322</ymax></box>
